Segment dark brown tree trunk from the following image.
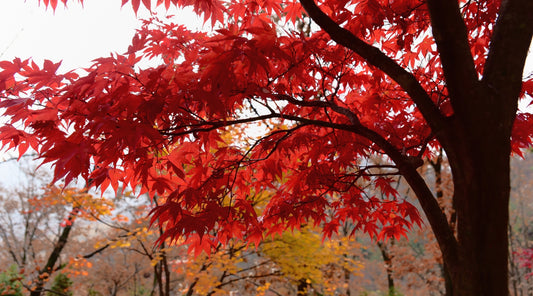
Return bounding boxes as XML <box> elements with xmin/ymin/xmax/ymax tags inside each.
<box><xmin>404</xmin><ymin>0</ymin><xmax>531</xmax><ymax>292</ymax></box>
<box><xmin>343</xmin><ymin>266</ymin><xmax>351</xmax><ymax>296</ymax></box>
<box><xmin>450</xmin><ymin>161</ymin><xmax>510</xmax><ymax>295</ymax></box>
<box><xmin>30</xmin><ymin>208</ymin><xmax>77</xmax><ymax>296</ymax></box>
<box><xmin>445</xmin><ymin>103</ymin><xmax>513</xmax><ymax>296</ymax></box>
<box><xmin>296</xmin><ymin>278</ymin><xmax>309</xmax><ymax>296</ymax></box>
<box><xmin>377</xmin><ymin>241</ymin><xmax>395</xmax><ymax>295</ymax></box>
<box><xmin>440</xmin><ymin>263</ymin><xmax>453</xmax><ymax>296</ymax></box>
<box><xmin>299</xmin><ymin>0</ymin><xmax>532</xmax><ymax>295</ymax></box>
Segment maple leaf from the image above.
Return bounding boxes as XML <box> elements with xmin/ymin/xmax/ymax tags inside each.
<box><xmin>2</xmin><ymin>1</ymin><xmax>532</xmax><ymax>294</ymax></box>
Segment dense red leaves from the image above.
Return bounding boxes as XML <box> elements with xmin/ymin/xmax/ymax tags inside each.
<box><xmin>4</xmin><ymin>0</ymin><xmax>532</xmax><ymax>251</ymax></box>
<box><xmin>512</xmin><ymin>112</ymin><xmax>533</xmax><ymax>157</ymax></box>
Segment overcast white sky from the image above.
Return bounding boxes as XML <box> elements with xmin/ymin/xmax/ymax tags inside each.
<box><xmin>0</xmin><ymin>1</ymin><xmax>204</xmax><ymax>186</ymax></box>
<box><xmin>0</xmin><ymin>0</ymin><xmax>203</xmax><ymax>71</ymax></box>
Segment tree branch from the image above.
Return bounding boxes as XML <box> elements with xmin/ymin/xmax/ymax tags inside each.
<box><xmin>298</xmin><ymin>0</ymin><xmax>449</xmax><ymax>137</ymax></box>
<box><xmin>425</xmin><ymin>0</ymin><xmax>478</xmax><ymax>111</ymax></box>
<box><xmin>157</xmin><ymin>95</ymin><xmax>459</xmax><ymax>268</ymax></box>
<box><xmin>298</xmin><ymin>0</ymin><xmax>460</xmax><ymax>271</ymax></box>
<box><xmin>81</xmin><ymin>244</ymin><xmax>110</xmax><ymax>259</ymax></box>
<box><xmin>350</xmin><ymin>124</ymin><xmax>457</xmax><ymax>258</ymax></box>
<box><xmin>265</xmin><ymin>112</ymin><xmax>461</xmax><ymax>268</ymax></box>
<box><xmin>30</xmin><ymin>208</ymin><xmax>77</xmax><ymax>296</ymax></box>
<box><xmin>275</xmin><ymin>94</ymin><xmax>362</xmax><ymax>125</ymax></box>
<box><xmin>482</xmin><ymin>0</ymin><xmax>533</xmax><ymax>104</ymax></box>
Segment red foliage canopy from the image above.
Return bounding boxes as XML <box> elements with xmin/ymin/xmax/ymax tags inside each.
<box><xmin>0</xmin><ymin>0</ymin><xmax>532</xmax><ymax>253</ymax></box>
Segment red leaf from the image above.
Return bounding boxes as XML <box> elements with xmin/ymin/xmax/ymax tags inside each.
<box><xmin>0</xmin><ymin>3</ymin><xmax>519</xmax><ymax>279</ymax></box>
<box><xmin>131</xmin><ymin>0</ymin><xmax>141</xmax><ymax>13</ymax></box>
<box><xmin>142</xmin><ymin>0</ymin><xmax>151</xmax><ymax>10</ymax></box>
<box><xmin>374</xmin><ymin>177</ymin><xmax>398</xmax><ymax>198</ymax></box>
<box><xmin>521</xmin><ymin>78</ymin><xmax>533</xmax><ymax>98</ymax></box>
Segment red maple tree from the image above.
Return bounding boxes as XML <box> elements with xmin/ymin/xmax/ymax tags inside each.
<box><xmin>0</xmin><ymin>0</ymin><xmax>532</xmax><ymax>295</ymax></box>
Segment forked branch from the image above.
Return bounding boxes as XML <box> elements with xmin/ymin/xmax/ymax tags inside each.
<box><xmin>298</xmin><ymin>0</ymin><xmax>449</xmax><ymax>137</ymax></box>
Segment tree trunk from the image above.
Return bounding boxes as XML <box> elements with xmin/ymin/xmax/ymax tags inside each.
<box><xmin>449</xmin><ymin>153</ymin><xmax>511</xmax><ymax>295</ymax></box>
<box><xmin>30</xmin><ymin>208</ymin><xmax>77</xmax><ymax>296</ymax></box>
<box><xmin>392</xmin><ymin>86</ymin><xmax>516</xmax><ymax>296</ymax></box>
<box><xmin>296</xmin><ymin>278</ymin><xmax>309</xmax><ymax>296</ymax></box>
<box><xmin>377</xmin><ymin>241</ymin><xmax>395</xmax><ymax>295</ymax></box>
<box><xmin>343</xmin><ymin>266</ymin><xmax>351</xmax><ymax>296</ymax></box>
<box><xmin>442</xmin><ymin>87</ymin><xmax>514</xmax><ymax>296</ymax></box>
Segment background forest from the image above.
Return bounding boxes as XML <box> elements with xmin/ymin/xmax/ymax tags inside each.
<box><xmin>0</xmin><ymin>153</ymin><xmax>531</xmax><ymax>296</ymax></box>
<box><xmin>0</xmin><ymin>0</ymin><xmax>531</xmax><ymax>295</ymax></box>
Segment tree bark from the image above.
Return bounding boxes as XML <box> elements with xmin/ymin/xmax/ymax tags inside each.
<box><xmin>377</xmin><ymin>241</ymin><xmax>395</xmax><ymax>295</ymax></box>
<box><xmin>299</xmin><ymin>0</ymin><xmax>533</xmax><ymax>295</ymax></box>
<box><xmin>30</xmin><ymin>208</ymin><xmax>77</xmax><ymax>296</ymax></box>
<box><xmin>447</xmin><ymin>119</ymin><xmax>512</xmax><ymax>295</ymax></box>
<box><xmin>343</xmin><ymin>266</ymin><xmax>351</xmax><ymax>296</ymax></box>
<box><xmin>296</xmin><ymin>278</ymin><xmax>309</xmax><ymax>296</ymax></box>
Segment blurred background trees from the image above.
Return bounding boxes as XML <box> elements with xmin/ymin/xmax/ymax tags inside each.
<box><xmin>0</xmin><ymin>152</ymin><xmax>532</xmax><ymax>295</ymax></box>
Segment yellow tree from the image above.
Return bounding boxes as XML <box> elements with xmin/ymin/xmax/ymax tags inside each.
<box><xmin>259</xmin><ymin>226</ymin><xmax>362</xmax><ymax>296</ymax></box>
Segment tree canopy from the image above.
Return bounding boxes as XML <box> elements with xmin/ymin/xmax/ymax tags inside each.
<box><xmin>0</xmin><ymin>0</ymin><xmax>532</xmax><ymax>295</ymax></box>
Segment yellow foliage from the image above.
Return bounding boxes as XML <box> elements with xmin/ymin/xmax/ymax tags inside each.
<box><xmin>178</xmin><ymin>242</ymin><xmax>247</xmax><ymax>295</ymax></box>
<box><xmin>261</xmin><ymin>226</ymin><xmax>363</xmax><ymax>295</ymax></box>
<box><xmin>172</xmin><ymin>226</ymin><xmax>363</xmax><ymax>295</ymax></box>
<box><xmin>256</xmin><ymin>282</ymin><xmax>271</xmax><ymax>296</ymax></box>
<box><xmin>261</xmin><ymin>228</ymin><xmax>328</xmax><ymax>283</ymax></box>
<box><xmin>111</xmin><ymin>240</ymin><xmax>131</xmax><ymax>249</ymax></box>
<box><xmin>32</xmin><ymin>186</ymin><xmax>116</xmax><ymax>221</ymax></box>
